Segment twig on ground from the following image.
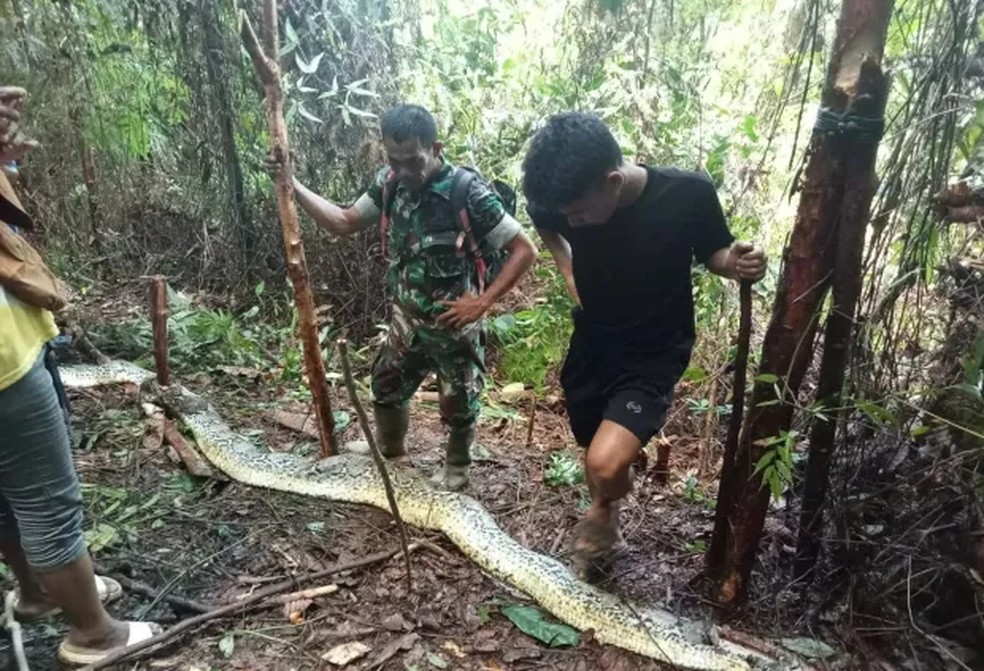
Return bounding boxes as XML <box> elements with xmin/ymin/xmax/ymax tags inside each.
<box><xmin>80</xmin><ymin>544</ymin><xmax>420</xmax><ymax>671</ymax></box>
<box><xmin>337</xmin><ymin>338</ymin><xmax>414</xmax><ymax>592</ymax></box>
<box><xmin>525</xmin><ymin>393</ymin><xmax>537</xmax><ymax>449</ymax></box>
<box><xmin>265</xmin><ymin>583</ymin><xmax>338</xmax><ymax>605</ymax></box>
<box><xmin>92</xmin><ymin>564</ymin><xmax>209</xmax><ymax>615</ymax></box>
<box><xmin>3</xmin><ymin>591</ymin><xmax>29</xmax><ymax>671</ymax></box>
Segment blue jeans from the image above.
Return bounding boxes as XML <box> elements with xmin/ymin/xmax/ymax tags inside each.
<box><xmin>0</xmin><ymin>350</ymin><xmax>85</xmax><ymax>570</ymax></box>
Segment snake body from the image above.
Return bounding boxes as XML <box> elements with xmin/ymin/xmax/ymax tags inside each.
<box><xmin>60</xmin><ymin>361</ymin><xmax>792</xmax><ymax>671</ymax></box>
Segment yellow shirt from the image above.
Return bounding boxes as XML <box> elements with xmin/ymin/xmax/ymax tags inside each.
<box><xmin>0</xmin><ymin>171</ymin><xmax>58</xmax><ymax>390</ymax></box>
<box><xmin>0</xmin><ymin>283</ymin><xmax>57</xmax><ymax>391</ymax></box>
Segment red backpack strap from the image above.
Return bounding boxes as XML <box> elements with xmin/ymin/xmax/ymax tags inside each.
<box><xmin>449</xmin><ymin>169</ymin><xmax>487</xmax><ymax>294</ymax></box>
<box><xmin>379</xmin><ymin>169</ymin><xmax>397</xmax><ymax>258</ymax></box>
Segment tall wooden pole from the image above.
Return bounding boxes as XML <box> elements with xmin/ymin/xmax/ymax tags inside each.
<box><xmin>240</xmin><ymin>2</ymin><xmax>337</xmax><ymax>457</ymax></box>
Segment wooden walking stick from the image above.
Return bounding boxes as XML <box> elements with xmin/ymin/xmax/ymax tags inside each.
<box><xmin>707</xmin><ymin>280</ymin><xmax>752</xmax><ymax>570</ymax></box>
<box><xmin>240</xmin><ymin>2</ymin><xmax>337</xmax><ymax>456</ymax></box>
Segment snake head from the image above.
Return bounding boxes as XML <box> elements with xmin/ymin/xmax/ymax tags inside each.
<box><xmin>140</xmin><ymin>379</ymin><xmax>210</xmax><ymax>415</ymax></box>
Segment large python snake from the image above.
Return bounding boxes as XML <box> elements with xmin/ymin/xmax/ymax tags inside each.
<box><xmin>60</xmin><ymin>360</ymin><xmax>799</xmax><ymax>671</ymax></box>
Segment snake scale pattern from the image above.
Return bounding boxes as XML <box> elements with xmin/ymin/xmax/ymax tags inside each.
<box><xmin>60</xmin><ymin>360</ymin><xmax>796</xmax><ymax>671</ymax></box>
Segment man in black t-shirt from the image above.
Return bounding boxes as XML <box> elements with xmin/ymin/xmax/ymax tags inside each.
<box><xmin>522</xmin><ymin>112</ymin><xmax>767</xmax><ymax>582</ymax></box>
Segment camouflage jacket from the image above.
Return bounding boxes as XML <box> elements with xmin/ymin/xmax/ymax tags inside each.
<box><xmin>365</xmin><ymin>160</ymin><xmax>513</xmax><ymax>322</ymax></box>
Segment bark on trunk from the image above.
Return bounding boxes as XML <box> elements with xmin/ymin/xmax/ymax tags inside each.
<box><xmin>240</xmin><ymin>2</ymin><xmax>337</xmax><ymax>457</ymax></box>
<box><xmin>706</xmin><ymin>0</ymin><xmax>895</xmax><ymax>604</ymax></box>
<box><xmin>794</xmin><ymin>55</ymin><xmax>891</xmax><ymax>581</ymax></box>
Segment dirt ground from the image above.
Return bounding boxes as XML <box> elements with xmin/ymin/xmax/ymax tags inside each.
<box><xmin>0</xmin><ymin>356</ymin><xmax>842</xmax><ymax>671</ymax></box>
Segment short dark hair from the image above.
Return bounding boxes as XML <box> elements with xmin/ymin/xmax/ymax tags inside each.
<box><xmin>380</xmin><ymin>104</ymin><xmax>438</xmax><ymax>146</ymax></box>
<box><xmin>522</xmin><ymin>112</ymin><xmax>623</xmax><ymax>208</ymax></box>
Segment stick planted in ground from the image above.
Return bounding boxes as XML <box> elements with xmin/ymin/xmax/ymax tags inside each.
<box><xmin>337</xmin><ymin>338</ymin><xmax>414</xmax><ymax>592</ymax></box>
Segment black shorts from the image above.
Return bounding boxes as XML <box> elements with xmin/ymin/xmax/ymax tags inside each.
<box><xmin>560</xmin><ymin>310</ymin><xmax>693</xmax><ymax>447</ymax></box>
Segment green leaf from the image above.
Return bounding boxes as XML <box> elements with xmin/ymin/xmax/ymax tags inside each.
<box><xmin>755</xmin><ymin>373</ymin><xmax>779</xmax><ymax>384</ymax></box>
<box><xmin>768</xmin><ymin>471</ymin><xmax>782</xmax><ymax>501</ymax></box>
<box><xmin>333</xmin><ymin>410</ymin><xmax>351</xmax><ymax>432</ymax></box>
<box><xmin>500</xmin><ymin>605</ymin><xmax>580</xmax><ymax>647</ymax></box>
<box><xmin>779</xmin><ymin>637</ymin><xmax>837</xmax><ymax>660</ymax></box>
<box><xmin>219</xmin><ymin>633</ymin><xmax>235</xmax><ymax>658</ymax></box>
<box><xmin>295</xmin><ymin>52</ymin><xmax>324</xmax><ymax>74</ymax></box>
<box><xmin>297</xmin><ymin>104</ymin><xmax>323</xmax><ymax>124</ymax></box>
<box><xmin>84</xmin><ymin>523</ymin><xmax>120</xmax><ymax>553</ymax></box>
<box><xmin>425</xmin><ymin>651</ymin><xmax>449</xmax><ymax>669</ymax></box>
<box><xmin>682</xmin><ymin>365</ymin><xmax>708</xmax><ymax>382</ymax></box>
<box><xmin>742</xmin><ymin>114</ymin><xmax>759</xmax><ymax>142</ymax></box>
<box><xmin>910</xmin><ymin>424</ymin><xmax>932</xmax><ymax>438</ymax></box>
<box><xmin>752</xmin><ymin>452</ymin><xmax>773</xmax><ymax>477</ymax></box>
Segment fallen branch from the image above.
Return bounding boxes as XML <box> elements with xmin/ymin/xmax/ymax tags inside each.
<box><xmin>81</xmin><ymin>544</ymin><xmax>419</xmax><ymax>671</ymax></box>
<box><xmin>337</xmin><ymin>338</ymin><xmax>414</xmax><ymax>592</ymax></box>
<box><xmin>163</xmin><ymin>420</ymin><xmax>219</xmax><ymax>479</ymax></box>
<box><xmin>92</xmin><ymin>565</ymin><xmax>209</xmax><ymax>615</ymax></box>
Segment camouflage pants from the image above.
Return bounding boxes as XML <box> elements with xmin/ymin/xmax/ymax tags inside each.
<box><xmin>371</xmin><ymin>303</ymin><xmax>485</xmax><ymax>429</ymax></box>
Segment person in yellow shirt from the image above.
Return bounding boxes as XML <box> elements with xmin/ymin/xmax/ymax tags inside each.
<box><xmin>0</xmin><ymin>86</ymin><xmax>160</xmax><ymax>665</ymax></box>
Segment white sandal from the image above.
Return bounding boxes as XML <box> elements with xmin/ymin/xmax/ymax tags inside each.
<box><xmin>57</xmin><ymin>620</ymin><xmax>162</xmax><ymax>666</ymax></box>
<box><xmin>12</xmin><ymin>574</ymin><xmax>123</xmax><ymax>620</ymax></box>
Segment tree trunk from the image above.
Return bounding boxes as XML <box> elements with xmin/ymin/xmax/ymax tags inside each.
<box><xmin>706</xmin><ymin>0</ymin><xmax>895</xmax><ymax>605</ymax></box>
<box><xmin>794</xmin><ymin>54</ymin><xmax>891</xmax><ymax>581</ymax></box>
<box><xmin>240</xmin><ymin>2</ymin><xmax>337</xmax><ymax>457</ymax></box>
<box><xmin>201</xmin><ymin>0</ymin><xmax>254</xmax><ymax>266</ymax></box>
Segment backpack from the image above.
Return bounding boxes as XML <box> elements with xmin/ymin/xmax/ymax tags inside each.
<box><xmin>379</xmin><ymin>166</ymin><xmax>516</xmax><ymax>294</ymax></box>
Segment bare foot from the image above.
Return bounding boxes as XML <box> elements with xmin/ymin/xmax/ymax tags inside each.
<box><xmin>13</xmin><ymin>590</ymin><xmax>54</xmax><ymax>619</ymax></box>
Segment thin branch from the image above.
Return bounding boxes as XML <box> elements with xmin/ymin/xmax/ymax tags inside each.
<box><xmin>92</xmin><ymin>565</ymin><xmax>209</xmax><ymax>615</ymax></box>
<box><xmin>81</xmin><ymin>545</ymin><xmax>419</xmax><ymax>671</ymax></box>
<box><xmin>337</xmin><ymin>339</ymin><xmax>413</xmax><ymax>592</ymax></box>
<box><xmin>239</xmin><ymin>10</ymin><xmax>275</xmax><ymax>84</ymax></box>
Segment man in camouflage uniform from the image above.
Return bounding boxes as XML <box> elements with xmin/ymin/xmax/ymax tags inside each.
<box><xmin>271</xmin><ymin>104</ymin><xmax>537</xmax><ymax>490</ymax></box>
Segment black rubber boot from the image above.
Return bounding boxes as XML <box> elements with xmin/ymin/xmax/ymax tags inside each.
<box><xmin>430</xmin><ymin>423</ymin><xmax>474</xmax><ymax>491</ymax></box>
<box><xmin>345</xmin><ymin>404</ymin><xmax>409</xmax><ymax>458</ymax></box>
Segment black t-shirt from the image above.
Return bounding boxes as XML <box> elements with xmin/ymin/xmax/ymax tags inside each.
<box><xmin>530</xmin><ymin>166</ymin><xmax>734</xmax><ymax>354</ymax></box>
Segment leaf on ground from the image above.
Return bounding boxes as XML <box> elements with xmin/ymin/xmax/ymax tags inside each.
<box><xmin>499</xmin><ymin>382</ymin><xmax>527</xmax><ymax>403</ymax></box>
<box><xmin>84</xmin><ymin>523</ymin><xmax>119</xmax><ymax>553</ymax></box>
<box><xmin>365</xmin><ymin>632</ymin><xmax>420</xmax><ymax>668</ymax></box>
<box><xmin>500</xmin><ymin>605</ymin><xmax>581</xmax><ymax>648</ymax></box>
<box><xmin>425</xmin><ymin>650</ymin><xmax>449</xmax><ymax>669</ymax></box>
<box><xmin>322</xmin><ymin>641</ymin><xmax>371</xmax><ymax>666</ymax></box>
<box><xmin>779</xmin><ymin>637</ymin><xmax>837</xmax><ymax>660</ymax></box>
<box><xmin>284</xmin><ymin>598</ymin><xmax>313</xmax><ymax>623</ymax></box>
<box><xmin>218</xmin><ymin>633</ymin><xmax>235</xmax><ymax>658</ymax></box>
<box><xmin>441</xmin><ymin>641</ymin><xmax>465</xmax><ymax>658</ymax></box>
<box><xmin>142</xmin><ymin>403</ymin><xmax>165</xmax><ymax>450</ymax></box>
